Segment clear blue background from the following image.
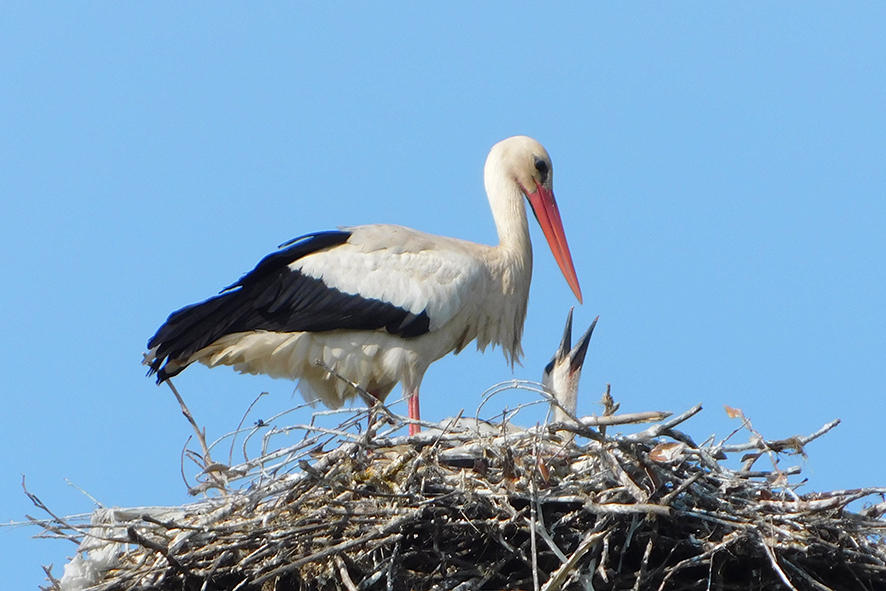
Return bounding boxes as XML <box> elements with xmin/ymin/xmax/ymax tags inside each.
<box><xmin>2</xmin><ymin>4</ymin><xmax>884</xmax><ymax>588</ymax></box>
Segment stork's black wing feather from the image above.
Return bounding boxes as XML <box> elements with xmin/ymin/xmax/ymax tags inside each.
<box><xmin>146</xmin><ymin>230</ymin><xmax>430</xmax><ymax>382</ymax></box>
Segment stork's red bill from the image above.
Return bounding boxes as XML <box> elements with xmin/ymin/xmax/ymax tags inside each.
<box><xmin>146</xmin><ymin>136</ymin><xmax>583</xmax><ymax>435</ymax></box>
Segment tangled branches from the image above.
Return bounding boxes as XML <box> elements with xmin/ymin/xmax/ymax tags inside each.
<box><xmin>25</xmin><ymin>386</ymin><xmax>886</xmax><ymax>591</ymax></box>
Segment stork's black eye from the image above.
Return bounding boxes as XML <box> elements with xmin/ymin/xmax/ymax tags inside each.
<box><xmin>534</xmin><ymin>157</ymin><xmax>549</xmax><ymax>183</ymax></box>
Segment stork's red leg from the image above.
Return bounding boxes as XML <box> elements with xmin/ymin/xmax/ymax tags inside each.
<box><xmin>407</xmin><ymin>389</ymin><xmax>421</xmax><ymax>435</ymax></box>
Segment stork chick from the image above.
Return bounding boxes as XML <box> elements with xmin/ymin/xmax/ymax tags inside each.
<box><xmin>543</xmin><ymin>309</ymin><xmax>598</xmax><ymax>423</ymax></box>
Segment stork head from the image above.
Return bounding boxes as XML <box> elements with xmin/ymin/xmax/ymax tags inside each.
<box><xmin>485</xmin><ymin>136</ymin><xmax>583</xmax><ymax>303</ymax></box>
<box><xmin>543</xmin><ymin>309</ymin><xmax>598</xmax><ymax>423</ymax></box>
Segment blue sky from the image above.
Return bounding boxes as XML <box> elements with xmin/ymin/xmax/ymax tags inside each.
<box><xmin>2</xmin><ymin>4</ymin><xmax>885</xmax><ymax>588</ymax></box>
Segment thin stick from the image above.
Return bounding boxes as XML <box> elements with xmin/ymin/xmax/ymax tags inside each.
<box><xmin>760</xmin><ymin>535</ymin><xmax>799</xmax><ymax>591</ymax></box>
<box><xmin>626</xmin><ymin>403</ymin><xmax>704</xmax><ymax>442</ymax></box>
<box><xmin>529</xmin><ymin>431</ymin><xmax>545</xmax><ymax>591</ymax></box>
<box><xmin>717</xmin><ymin>419</ymin><xmax>841</xmax><ymax>454</ymax></box>
<box><xmin>228</xmin><ymin>391</ymin><xmax>268</xmax><ymax>465</ymax></box>
<box><xmin>166</xmin><ymin>379</ymin><xmax>214</xmax><ymax>467</ymax></box>
<box><xmin>542</xmin><ymin>530</ymin><xmax>606</xmax><ymax>591</ymax></box>
<box><xmin>335</xmin><ymin>555</ymin><xmax>359</xmax><ymax>591</ymax></box>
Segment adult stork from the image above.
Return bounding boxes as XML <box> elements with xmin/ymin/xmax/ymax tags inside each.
<box><xmin>146</xmin><ymin>136</ymin><xmax>583</xmax><ymax>435</ymax></box>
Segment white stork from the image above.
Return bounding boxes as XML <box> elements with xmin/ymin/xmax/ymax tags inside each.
<box><xmin>146</xmin><ymin>135</ymin><xmax>583</xmax><ymax>435</ymax></box>
<box><xmin>543</xmin><ymin>309</ymin><xmax>598</xmax><ymax>423</ymax></box>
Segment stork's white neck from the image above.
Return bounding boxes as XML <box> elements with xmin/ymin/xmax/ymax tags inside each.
<box><xmin>484</xmin><ymin>160</ymin><xmax>532</xmax><ymax>256</ymax></box>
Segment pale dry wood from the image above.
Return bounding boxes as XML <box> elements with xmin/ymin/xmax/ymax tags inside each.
<box><xmin>22</xmin><ymin>396</ymin><xmax>886</xmax><ymax>591</ymax></box>
<box><xmin>541</xmin><ymin>530</ymin><xmax>606</xmax><ymax>591</ymax></box>
<box><xmin>716</xmin><ymin>419</ymin><xmax>841</xmax><ymax>454</ymax></box>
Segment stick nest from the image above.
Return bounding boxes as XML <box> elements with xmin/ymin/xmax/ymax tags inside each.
<box><xmin>28</xmin><ymin>386</ymin><xmax>886</xmax><ymax>591</ymax></box>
